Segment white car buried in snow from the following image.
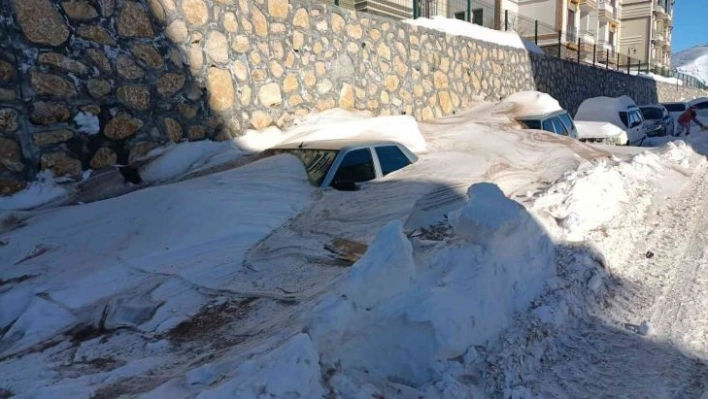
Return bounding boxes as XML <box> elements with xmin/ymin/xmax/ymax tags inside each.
<box><xmin>574</xmin><ymin>96</ymin><xmax>648</xmax><ymax>146</ymax></box>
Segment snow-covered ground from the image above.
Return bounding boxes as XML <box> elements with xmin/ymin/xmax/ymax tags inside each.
<box><xmin>3</xmin><ymin>103</ymin><xmax>708</xmax><ymax>398</ymax></box>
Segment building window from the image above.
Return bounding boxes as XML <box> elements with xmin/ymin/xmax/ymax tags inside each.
<box><xmin>472</xmin><ymin>8</ymin><xmax>483</xmax><ymax>25</ymax></box>
<box><xmin>609</xmin><ymin>31</ymin><xmax>614</xmax><ymax>45</ymax></box>
<box><xmin>567</xmin><ymin>9</ymin><xmax>575</xmax><ymax>30</ymax></box>
<box><xmin>454</xmin><ymin>11</ymin><xmax>465</xmax><ymax>20</ymax></box>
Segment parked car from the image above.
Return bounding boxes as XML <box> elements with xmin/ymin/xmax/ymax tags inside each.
<box><xmin>516</xmin><ymin>109</ymin><xmax>579</xmax><ymax>139</ymax></box>
<box><xmin>266</xmin><ymin>139</ymin><xmax>418</xmax><ymax>191</ymax></box>
<box><xmin>574</xmin><ymin>96</ymin><xmax>647</xmax><ymax>146</ymax></box>
<box><xmin>660</xmin><ymin>101</ymin><xmax>688</xmax><ymax>131</ymax></box>
<box><xmin>639</xmin><ymin>105</ymin><xmax>674</xmax><ymax>137</ymax></box>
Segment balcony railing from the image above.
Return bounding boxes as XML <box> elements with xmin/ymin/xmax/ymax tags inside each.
<box><xmin>566</xmin><ymin>27</ymin><xmax>578</xmax><ymax>44</ymax></box>
<box><xmin>599</xmin><ymin>0</ymin><xmax>619</xmax><ymax>21</ymax></box>
<box><xmin>579</xmin><ymin>30</ymin><xmax>595</xmax><ymax>44</ymax></box>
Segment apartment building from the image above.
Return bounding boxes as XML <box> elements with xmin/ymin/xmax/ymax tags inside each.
<box><xmin>618</xmin><ymin>0</ymin><xmax>674</xmax><ymax>68</ymax></box>
<box><xmin>492</xmin><ymin>0</ymin><xmax>621</xmax><ymax>64</ymax></box>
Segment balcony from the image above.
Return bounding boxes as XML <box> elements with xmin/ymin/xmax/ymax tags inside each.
<box><xmin>654</xmin><ymin>0</ymin><xmax>670</xmax><ymax>19</ymax></box>
<box><xmin>653</xmin><ymin>32</ymin><xmax>665</xmax><ymax>43</ymax></box>
<box><xmin>579</xmin><ymin>30</ymin><xmax>596</xmax><ymax>44</ymax></box>
<box><xmin>598</xmin><ymin>0</ymin><xmax>619</xmax><ymax>23</ymax></box>
<box><xmin>578</xmin><ymin>0</ymin><xmax>598</xmax><ymax>10</ymax></box>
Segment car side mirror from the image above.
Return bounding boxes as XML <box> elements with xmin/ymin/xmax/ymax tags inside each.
<box><xmin>332</xmin><ymin>180</ymin><xmax>359</xmax><ymax>191</ymax></box>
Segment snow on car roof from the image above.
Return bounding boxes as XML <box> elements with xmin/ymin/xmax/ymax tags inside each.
<box><xmin>497</xmin><ymin>91</ymin><xmax>564</xmax><ymax>119</ymax></box>
<box><xmin>575</xmin><ymin>96</ymin><xmax>638</xmax><ymax>128</ymax></box>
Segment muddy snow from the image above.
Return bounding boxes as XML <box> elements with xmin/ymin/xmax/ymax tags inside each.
<box><xmin>2</xmin><ymin>105</ymin><xmax>708</xmax><ymax>398</ymax></box>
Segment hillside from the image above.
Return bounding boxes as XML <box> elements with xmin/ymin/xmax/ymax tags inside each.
<box><xmin>673</xmin><ymin>44</ymin><xmax>708</xmax><ymax>84</ymax></box>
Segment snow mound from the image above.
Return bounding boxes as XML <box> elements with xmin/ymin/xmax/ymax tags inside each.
<box><xmin>0</xmin><ymin>170</ymin><xmax>67</xmax><ymax>211</ymax></box>
<box><xmin>534</xmin><ymin>141</ymin><xmax>698</xmax><ymax>241</ymax></box>
<box><xmin>139</xmin><ymin>140</ymin><xmax>246</xmax><ymax>183</ymax></box>
<box><xmin>404</xmin><ymin>16</ymin><xmax>544</xmax><ymax>54</ymax></box>
<box><xmin>236</xmin><ymin>108</ymin><xmax>427</xmax><ymax>153</ymax></box>
<box><xmin>497</xmin><ymin>91</ymin><xmax>563</xmax><ymax>119</ymax></box>
<box><xmin>309</xmin><ymin>182</ymin><xmax>555</xmax><ymax>387</ymax></box>
<box><xmin>575</xmin><ymin>121</ymin><xmax>629</xmax><ymax>144</ymax></box>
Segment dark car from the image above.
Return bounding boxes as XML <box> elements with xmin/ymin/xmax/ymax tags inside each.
<box><xmin>639</xmin><ymin>105</ymin><xmax>674</xmax><ymax>137</ymax></box>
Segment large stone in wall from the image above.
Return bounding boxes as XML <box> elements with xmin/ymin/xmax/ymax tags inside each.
<box><xmin>38</xmin><ymin>53</ymin><xmax>89</xmax><ymax>75</ymax></box>
<box><xmin>182</xmin><ymin>0</ymin><xmax>209</xmax><ymax>26</ymax></box>
<box><xmin>0</xmin><ymin>109</ymin><xmax>19</xmax><ymax>133</ymax></box>
<box><xmin>117</xmin><ymin>85</ymin><xmax>151</xmax><ymax>110</ymax></box>
<box><xmin>105</xmin><ymin>113</ymin><xmax>144</xmax><ymax>139</ymax></box>
<box><xmin>33</xmin><ymin>130</ymin><xmax>74</xmax><ymax>146</ymax></box>
<box><xmin>207</xmin><ymin>31</ymin><xmax>229</xmax><ymax>64</ymax></box>
<box><xmin>158</xmin><ymin>73</ymin><xmax>186</xmax><ymax>97</ymax></box>
<box><xmin>0</xmin><ymin>138</ymin><xmax>24</xmax><ymax>172</ymax></box>
<box><xmin>10</xmin><ymin>0</ymin><xmax>70</xmax><ymax>46</ymax></box>
<box><xmin>164</xmin><ymin>117</ymin><xmax>183</xmax><ymax>142</ymax></box>
<box><xmin>90</xmin><ymin>147</ymin><xmax>118</xmax><ymax>169</ymax></box>
<box><xmin>207</xmin><ymin>67</ymin><xmax>234</xmax><ymax>111</ymax></box>
<box><xmin>76</xmin><ymin>25</ymin><xmax>116</xmax><ymax>45</ymax></box>
<box><xmin>0</xmin><ymin>178</ymin><xmax>27</xmax><ymax>196</ymax></box>
<box><xmin>41</xmin><ymin>152</ymin><xmax>82</xmax><ymax>178</ymax></box>
<box><xmin>62</xmin><ymin>1</ymin><xmax>99</xmax><ymax>21</ymax></box>
<box><xmin>132</xmin><ymin>44</ymin><xmax>164</xmax><ymax>69</ymax></box>
<box><xmin>118</xmin><ymin>1</ymin><xmax>155</xmax><ymax>38</ymax></box>
<box><xmin>30</xmin><ymin>102</ymin><xmax>71</xmax><ymax>125</ymax></box>
<box><xmin>86</xmin><ymin>49</ymin><xmax>112</xmax><ymax>73</ymax></box>
<box><xmin>88</xmin><ymin>79</ymin><xmax>112</xmax><ymax>98</ymax></box>
<box><xmin>0</xmin><ymin>62</ymin><xmax>14</xmax><ymax>83</ymax></box>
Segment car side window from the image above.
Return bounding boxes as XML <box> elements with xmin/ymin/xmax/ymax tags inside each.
<box><xmin>694</xmin><ymin>101</ymin><xmax>708</xmax><ymax>110</ymax></box>
<box><xmin>558</xmin><ymin>112</ymin><xmax>575</xmax><ymax>131</ymax></box>
<box><xmin>542</xmin><ymin>119</ymin><xmax>554</xmax><ymax>133</ymax></box>
<box><xmin>332</xmin><ymin>148</ymin><xmax>376</xmax><ymax>185</ymax></box>
<box><xmin>520</xmin><ymin>119</ymin><xmax>542</xmax><ymax>130</ymax></box>
<box><xmin>632</xmin><ymin>110</ymin><xmax>644</xmax><ymax>125</ymax></box>
<box><xmin>551</xmin><ymin>117</ymin><xmax>568</xmax><ymax>136</ymax></box>
<box><xmin>375</xmin><ymin>145</ymin><xmax>411</xmax><ymax>176</ymax></box>
<box><xmin>619</xmin><ymin>112</ymin><xmax>629</xmax><ymax>128</ymax></box>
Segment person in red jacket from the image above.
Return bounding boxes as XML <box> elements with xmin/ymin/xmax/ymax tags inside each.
<box><xmin>677</xmin><ymin>106</ymin><xmax>705</xmax><ymax>136</ymax></box>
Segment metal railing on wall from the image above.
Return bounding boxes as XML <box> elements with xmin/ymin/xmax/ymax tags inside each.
<box><xmin>320</xmin><ymin>0</ymin><xmax>706</xmax><ymax>90</ymax></box>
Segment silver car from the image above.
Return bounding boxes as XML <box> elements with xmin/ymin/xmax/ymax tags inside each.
<box><xmin>639</xmin><ymin>105</ymin><xmax>674</xmax><ymax>137</ymax></box>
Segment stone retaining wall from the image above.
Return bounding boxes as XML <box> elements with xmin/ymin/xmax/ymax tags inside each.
<box><xmin>0</xmin><ymin>0</ymin><xmax>706</xmax><ymax>194</ymax></box>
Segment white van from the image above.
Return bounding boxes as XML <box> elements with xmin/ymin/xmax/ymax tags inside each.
<box><xmin>574</xmin><ymin>96</ymin><xmax>647</xmax><ymax>146</ymax></box>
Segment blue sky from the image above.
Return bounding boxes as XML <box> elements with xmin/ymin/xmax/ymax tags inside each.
<box><xmin>672</xmin><ymin>0</ymin><xmax>705</xmax><ymax>52</ymax></box>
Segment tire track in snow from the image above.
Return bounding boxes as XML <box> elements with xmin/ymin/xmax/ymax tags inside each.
<box><xmin>538</xmin><ymin>164</ymin><xmax>708</xmax><ymax>398</ymax></box>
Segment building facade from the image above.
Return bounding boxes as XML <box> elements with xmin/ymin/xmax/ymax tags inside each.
<box><xmin>617</xmin><ymin>0</ymin><xmax>673</xmax><ymax>68</ymax></box>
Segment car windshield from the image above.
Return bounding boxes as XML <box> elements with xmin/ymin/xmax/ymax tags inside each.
<box><xmin>640</xmin><ymin>108</ymin><xmax>662</xmax><ymax>120</ymax></box>
<box><xmin>663</xmin><ymin>103</ymin><xmax>686</xmax><ymax>112</ymax></box>
<box><xmin>274</xmin><ymin>148</ymin><xmax>338</xmax><ymax>186</ymax></box>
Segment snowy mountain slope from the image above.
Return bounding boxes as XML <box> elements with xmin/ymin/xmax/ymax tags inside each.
<box><xmin>672</xmin><ymin>44</ymin><xmax>708</xmax><ymax>84</ymax></box>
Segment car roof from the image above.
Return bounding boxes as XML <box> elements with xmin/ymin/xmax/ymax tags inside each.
<box><xmin>639</xmin><ymin>105</ymin><xmax>666</xmax><ymax>110</ymax></box>
<box><xmin>517</xmin><ymin>109</ymin><xmax>567</xmax><ymax>120</ymax></box>
<box><xmin>271</xmin><ymin>139</ymin><xmax>403</xmax><ymax>151</ymax></box>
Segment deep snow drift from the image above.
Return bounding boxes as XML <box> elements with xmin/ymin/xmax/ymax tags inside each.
<box><xmin>1</xmin><ymin>106</ymin><xmax>707</xmax><ymax>398</ymax></box>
